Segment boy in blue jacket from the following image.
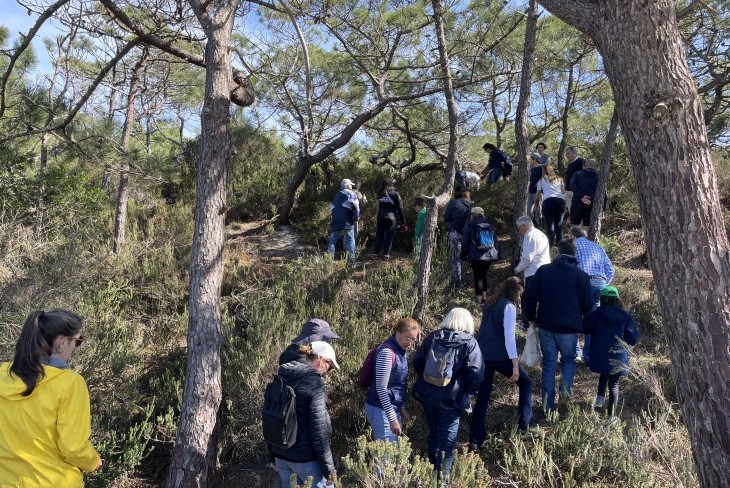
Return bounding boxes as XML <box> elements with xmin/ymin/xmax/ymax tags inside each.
<box><xmin>583</xmin><ymin>285</ymin><xmax>639</xmax><ymax>419</ymax></box>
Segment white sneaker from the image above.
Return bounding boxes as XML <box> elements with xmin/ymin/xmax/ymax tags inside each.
<box><xmin>594</xmin><ymin>395</ymin><xmax>605</xmax><ymax>408</ymax></box>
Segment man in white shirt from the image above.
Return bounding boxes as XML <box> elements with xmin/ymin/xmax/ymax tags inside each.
<box><xmin>514</xmin><ymin>216</ymin><xmax>551</xmax><ymax>327</ymax></box>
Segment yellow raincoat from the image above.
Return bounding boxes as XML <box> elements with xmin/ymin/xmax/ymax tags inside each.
<box><xmin>0</xmin><ymin>362</ymin><xmax>100</xmax><ymax>487</ymax></box>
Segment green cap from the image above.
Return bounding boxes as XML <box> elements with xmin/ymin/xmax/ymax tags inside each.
<box><xmin>601</xmin><ymin>285</ymin><xmax>619</xmax><ymax>298</ymax></box>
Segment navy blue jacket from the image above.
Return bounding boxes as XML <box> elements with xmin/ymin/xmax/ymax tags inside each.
<box><xmin>376</xmin><ymin>189</ymin><xmax>405</xmax><ymax>223</ymax></box>
<box><xmin>271</xmin><ymin>361</ymin><xmax>335</xmax><ymax>477</ymax></box>
<box><xmin>522</xmin><ymin>254</ymin><xmax>594</xmax><ymax>333</ymax></box>
<box><xmin>487</xmin><ymin>150</ymin><xmax>507</xmax><ymax>171</ymax></box>
<box><xmin>583</xmin><ymin>305</ymin><xmax>639</xmax><ymax>376</ymax></box>
<box><xmin>330</xmin><ymin>189</ymin><xmax>359</xmax><ymax>232</ymax></box>
<box><xmin>444</xmin><ymin>198</ymin><xmax>473</xmax><ymax>233</ymax></box>
<box><xmin>564</xmin><ymin>157</ymin><xmax>585</xmax><ymax>191</ymax></box>
<box><xmin>461</xmin><ymin>216</ymin><xmax>499</xmax><ymax>261</ymax></box>
<box><xmin>570</xmin><ymin>168</ymin><xmax>599</xmax><ymax>201</ymax></box>
<box><xmin>478</xmin><ymin>297</ymin><xmax>511</xmax><ymax>362</ymax></box>
<box><xmin>365</xmin><ymin>335</ymin><xmax>408</xmax><ymax>411</ymax></box>
<box><xmin>528</xmin><ymin>166</ymin><xmax>543</xmax><ymax>194</ymax></box>
<box><xmin>412</xmin><ymin>329</ymin><xmax>484</xmax><ymax>411</ymax></box>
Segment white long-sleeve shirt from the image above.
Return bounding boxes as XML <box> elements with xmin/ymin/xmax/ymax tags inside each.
<box><xmin>514</xmin><ymin>227</ymin><xmax>551</xmax><ymax>278</ymax></box>
<box><xmin>503</xmin><ymin>303</ymin><xmax>518</xmax><ymax>359</ymax></box>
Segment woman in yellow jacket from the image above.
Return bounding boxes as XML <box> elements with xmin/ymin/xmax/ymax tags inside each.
<box><xmin>0</xmin><ymin>309</ymin><xmax>102</xmax><ymax>487</ymax></box>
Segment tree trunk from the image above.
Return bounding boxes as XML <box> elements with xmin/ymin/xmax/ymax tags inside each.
<box><xmin>556</xmin><ymin>66</ymin><xmax>574</xmax><ymax>173</ymax></box>
<box><xmin>36</xmin><ymin>132</ymin><xmax>49</xmax><ymax>230</ymax></box>
<box><xmin>414</xmin><ymin>0</ymin><xmax>459</xmax><ymax>321</ymax></box>
<box><xmin>538</xmin><ymin>1</ymin><xmax>730</xmax><ymax>485</ymax></box>
<box><xmin>588</xmin><ymin>107</ymin><xmax>620</xmax><ymax>241</ymax></box>
<box><xmin>167</xmin><ymin>2</ymin><xmax>237</xmax><ymax>486</ymax></box>
<box><xmin>113</xmin><ymin>49</ymin><xmax>147</xmax><ymax>255</ymax></box>
<box><xmin>512</xmin><ymin>0</ymin><xmax>538</xmax><ymax>264</ymax></box>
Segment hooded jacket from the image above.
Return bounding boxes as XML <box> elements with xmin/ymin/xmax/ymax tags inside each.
<box><xmin>412</xmin><ymin>329</ymin><xmax>484</xmax><ymax>411</ymax></box>
<box><xmin>443</xmin><ymin>198</ymin><xmax>473</xmax><ymax>233</ymax></box>
<box><xmin>330</xmin><ymin>189</ymin><xmax>360</xmax><ymax>232</ymax></box>
<box><xmin>270</xmin><ymin>361</ymin><xmax>335</xmax><ymax>478</ymax></box>
<box><xmin>0</xmin><ymin>362</ymin><xmax>101</xmax><ymax>487</ymax></box>
<box><xmin>461</xmin><ymin>216</ymin><xmax>499</xmax><ymax>261</ymax></box>
<box><xmin>570</xmin><ymin>168</ymin><xmax>600</xmax><ymax>202</ymax></box>
<box><xmin>583</xmin><ymin>305</ymin><xmax>639</xmax><ymax>376</ymax></box>
<box><xmin>522</xmin><ymin>254</ymin><xmax>594</xmax><ymax>333</ymax></box>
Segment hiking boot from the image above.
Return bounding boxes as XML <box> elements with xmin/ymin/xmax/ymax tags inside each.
<box><xmin>382</xmin><ymin>254</ymin><xmax>391</xmax><ymax>260</ymax></box>
<box><xmin>594</xmin><ymin>395</ymin><xmax>605</xmax><ymax>408</ymax></box>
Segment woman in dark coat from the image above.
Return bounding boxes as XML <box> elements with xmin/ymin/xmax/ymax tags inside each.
<box><xmin>582</xmin><ymin>285</ymin><xmax>639</xmax><ymax>419</ymax></box>
<box><xmin>469</xmin><ymin>277</ymin><xmax>533</xmax><ymax>449</ymax></box>
<box><xmin>460</xmin><ymin>207</ymin><xmax>499</xmax><ymax>304</ymax></box>
<box><xmin>372</xmin><ymin>178</ymin><xmax>405</xmax><ymax>259</ymax></box>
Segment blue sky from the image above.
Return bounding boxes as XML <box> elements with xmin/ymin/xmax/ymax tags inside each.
<box><xmin>3</xmin><ymin>1</ymin><xmax>59</xmax><ymax>76</ymax></box>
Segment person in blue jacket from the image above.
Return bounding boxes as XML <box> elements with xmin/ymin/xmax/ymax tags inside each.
<box><xmin>469</xmin><ymin>277</ymin><xmax>533</xmax><ymax>449</ymax></box>
<box><xmin>328</xmin><ymin>179</ymin><xmax>360</xmax><ymax>264</ymax></box>
<box><xmin>480</xmin><ymin>143</ymin><xmax>508</xmax><ymax>186</ymax></box>
<box><xmin>583</xmin><ymin>285</ymin><xmax>639</xmax><ymax>419</ymax></box>
<box><xmin>412</xmin><ymin>308</ymin><xmax>484</xmax><ymax>482</ymax></box>
<box><xmin>460</xmin><ymin>207</ymin><xmax>500</xmax><ymax>304</ymax></box>
<box><xmin>443</xmin><ymin>188</ymin><xmax>473</xmax><ymax>288</ymax></box>
<box><xmin>569</xmin><ymin>158</ymin><xmax>600</xmax><ymax>231</ymax></box>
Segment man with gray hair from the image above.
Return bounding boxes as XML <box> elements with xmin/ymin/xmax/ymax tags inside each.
<box><xmin>569</xmin><ymin>158</ymin><xmax>600</xmax><ymax>232</ymax></box>
<box><xmin>514</xmin><ymin>216</ymin><xmax>551</xmax><ymax>328</ymax></box>
<box><xmin>568</xmin><ymin>226</ymin><xmax>615</xmax><ymax>364</ymax></box>
<box><xmin>328</xmin><ymin>178</ymin><xmax>360</xmax><ymax>264</ymax></box>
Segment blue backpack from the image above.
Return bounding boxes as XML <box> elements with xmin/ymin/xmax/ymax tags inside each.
<box><xmin>473</xmin><ymin>225</ymin><xmax>495</xmax><ymax>250</ymax></box>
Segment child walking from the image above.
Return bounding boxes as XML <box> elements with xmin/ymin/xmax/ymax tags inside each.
<box><xmin>582</xmin><ymin>285</ymin><xmax>639</xmax><ymax>419</ymax></box>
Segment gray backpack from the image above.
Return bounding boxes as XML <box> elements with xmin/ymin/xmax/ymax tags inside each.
<box><xmin>423</xmin><ymin>331</ymin><xmax>458</xmax><ymax>387</ymax></box>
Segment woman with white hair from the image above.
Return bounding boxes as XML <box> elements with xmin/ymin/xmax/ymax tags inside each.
<box><xmin>412</xmin><ymin>308</ymin><xmax>484</xmax><ymax>482</ymax></box>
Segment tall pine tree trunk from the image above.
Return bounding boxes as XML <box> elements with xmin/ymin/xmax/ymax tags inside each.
<box><xmin>113</xmin><ymin>49</ymin><xmax>147</xmax><ymax>255</ymax></box>
<box><xmin>167</xmin><ymin>1</ymin><xmax>238</xmax><ymax>486</ymax></box>
<box><xmin>512</xmin><ymin>0</ymin><xmax>538</xmax><ymax>264</ymax></box>
<box><xmin>414</xmin><ymin>0</ymin><xmax>459</xmax><ymax>321</ymax></box>
<box><xmin>539</xmin><ymin>1</ymin><xmax>730</xmax><ymax>484</ymax></box>
<box><xmin>588</xmin><ymin>107</ymin><xmax>619</xmax><ymax>241</ymax></box>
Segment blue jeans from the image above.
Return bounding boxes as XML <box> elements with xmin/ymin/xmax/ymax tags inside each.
<box><xmin>539</xmin><ymin>328</ymin><xmax>578</xmax><ymax>410</ymax></box>
<box><xmin>469</xmin><ymin>359</ymin><xmax>533</xmax><ymax>447</ymax></box>
<box><xmin>365</xmin><ymin>403</ymin><xmax>401</xmax><ymax>443</ymax></box>
<box><xmin>274</xmin><ymin>457</ymin><xmax>327</xmax><ymax>487</ymax></box>
<box><xmin>373</xmin><ymin>218</ymin><xmax>396</xmax><ymax>256</ymax></box>
<box><xmin>328</xmin><ymin>228</ymin><xmax>355</xmax><ymax>262</ymax></box>
<box><xmin>449</xmin><ymin>230</ymin><xmax>462</xmax><ymax>287</ymax></box>
<box><xmin>582</xmin><ymin>276</ymin><xmax>607</xmax><ymax>364</ymax></box>
<box><xmin>420</xmin><ymin>396</ymin><xmax>461</xmax><ymax>479</ymax></box>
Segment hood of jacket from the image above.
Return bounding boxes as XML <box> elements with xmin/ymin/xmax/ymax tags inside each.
<box><xmin>553</xmin><ymin>254</ymin><xmax>579</xmax><ymax>270</ymax></box>
<box><xmin>277</xmin><ymin>359</ymin><xmax>321</xmax><ymax>384</ymax></box>
<box><xmin>435</xmin><ymin>328</ymin><xmax>473</xmax><ymax>348</ymax></box>
<box><xmin>596</xmin><ymin>304</ymin><xmax>631</xmax><ymax>326</ymax></box>
<box><xmin>0</xmin><ymin>362</ymin><xmax>69</xmax><ymax>401</ymax></box>
<box><xmin>467</xmin><ymin>216</ymin><xmax>490</xmax><ymax>230</ymax></box>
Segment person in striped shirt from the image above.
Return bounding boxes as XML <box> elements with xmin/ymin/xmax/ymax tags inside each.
<box><xmin>364</xmin><ymin>318</ymin><xmax>420</xmax><ymax>442</ymax></box>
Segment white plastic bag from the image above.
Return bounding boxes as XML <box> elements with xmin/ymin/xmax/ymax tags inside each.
<box><xmin>520</xmin><ymin>326</ymin><xmax>541</xmax><ymax>368</ymax></box>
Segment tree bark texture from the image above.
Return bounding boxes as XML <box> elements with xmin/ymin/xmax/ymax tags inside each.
<box><xmin>512</xmin><ymin>0</ymin><xmax>538</xmax><ymax>264</ymax></box>
<box><xmin>113</xmin><ymin>49</ymin><xmax>147</xmax><ymax>255</ymax></box>
<box><xmin>588</xmin><ymin>107</ymin><xmax>620</xmax><ymax>241</ymax></box>
<box><xmin>167</xmin><ymin>2</ymin><xmax>236</xmax><ymax>487</ymax></box>
<box><xmin>556</xmin><ymin>66</ymin><xmax>574</xmax><ymax>173</ymax></box>
<box><xmin>36</xmin><ymin>132</ymin><xmax>49</xmax><ymax>230</ymax></box>
<box><xmin>538</xmin><ymin>1</ymin><xmax>730</xmax><ymax>485</ymax></box>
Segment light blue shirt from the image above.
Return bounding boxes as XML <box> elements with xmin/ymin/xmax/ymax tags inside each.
<box><xmin>575</xmin><ymin>237</ymin><xmax>615</xmax><ymax>283</ymax></box>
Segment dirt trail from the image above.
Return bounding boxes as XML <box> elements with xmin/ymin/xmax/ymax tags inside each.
<box><xmin>226</xmin><ymin>220</ymin><xmax>317</xmax><ymax>263</ymax></box>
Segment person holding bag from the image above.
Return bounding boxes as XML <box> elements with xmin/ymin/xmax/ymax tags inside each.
<box><xmin>469</xmin><ymin>277</ymin><xmax>533</xmax><ymax>449</ymax></box>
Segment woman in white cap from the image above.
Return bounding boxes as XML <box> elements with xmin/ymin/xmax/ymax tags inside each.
<box><xmin>271</xmin><ymin>341</ymin><xmax>339</xmax><ymax>487</ymax></box>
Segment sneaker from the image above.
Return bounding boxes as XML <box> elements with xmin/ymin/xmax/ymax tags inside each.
<box><xmin>575</xmin><ymin>355</ymin><xmax>584</xmax><ymax>364</ymax></box>
<box><xmin>467</xmin><ymin>442</ymin><xmax>479</xmax><ymax>453</ymax></box>
<box><xmin>594</xmin><ymin>395</ymin><xmax>605</xmax><ymax>408</ymax></box>
<box><xmin>382</xmin><ymin>254</ymin><xmax>391</xmax><ymax>260</ymax></box>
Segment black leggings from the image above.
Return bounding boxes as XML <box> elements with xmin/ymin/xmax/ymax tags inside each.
<box><xmin>373</xmin><ymin>218</ymin><xmax>396</xmax><ymax>256</ymax></box>
<box><xmin>597</xmin><ymin>373</ymin><xmax>621</xmax><ymax>416</ymax></box>
<box><xmin>542</xmin><ymin>197</ymin><xmax>565</xmax><ymax>247</ymax></box>
<box><xmin>470</xmin><ymin>260</ymin><xmax>493</xmax><ymax>296</ymax></box>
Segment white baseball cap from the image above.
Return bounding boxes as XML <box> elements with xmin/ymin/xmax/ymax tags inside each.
<box><xmin>310</xmin><ymin>341</ymin><xmax>340</xmax><ymax>370</ymax></box>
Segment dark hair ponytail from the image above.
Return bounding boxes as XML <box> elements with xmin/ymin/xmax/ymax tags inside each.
<box><xmin>378</xmin><ymin>178</ymin><xmax>395</xmax><ymax>197</ymax></box>
<box><xmin>9</xmin><ymin>309</ymin><xmax>83</xmax><ymax>396</ymax></box>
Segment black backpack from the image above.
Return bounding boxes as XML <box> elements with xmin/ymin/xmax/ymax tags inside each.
<box><xmin>262</xmin><ymin>375</ymin><xmax>298</xmax><ymax>449</ymax></box>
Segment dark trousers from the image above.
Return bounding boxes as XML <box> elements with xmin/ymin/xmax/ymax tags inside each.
<box><xmin>597</xmin><ymin>373</ymin><xmax>621</xmax><ymax>416</ymax></box>
<box><xmin>373</xmin><ymin>218</ymin><xmax>396</xmax><ymax>256</ymax></box>
<box><xmin>470</xmin><ymin>359</ymin><xmax>533</xmax><ymax>447</ymax></box>
<box><xmin>470</xmin><ymin>260</ymin><xmax>493</xmax><ymax>296</ymax></box>
<box><xmin>542</xmin><ymin>197</ymin><xmax>566</xmax><ymax>247</ymax></box>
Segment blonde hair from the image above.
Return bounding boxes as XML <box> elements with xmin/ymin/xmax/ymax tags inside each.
<box><xmin>440</xmin><ymin>308</ymin><xmax>474</xmax><ymax>335</ymax></box>
<box><xmin>543</xmin><ymin>164</ymin><xmax>561</xmax><ymax>184</ymax></box>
